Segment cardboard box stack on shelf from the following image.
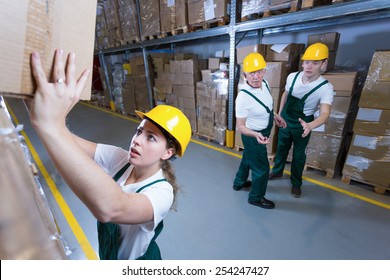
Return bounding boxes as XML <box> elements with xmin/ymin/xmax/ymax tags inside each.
<box><xmin>241</xmin><ymin>0</ymin><xmax>300</xmax><ymax>21</ymax></box>
<box><xmin>139</xmin><ymin>0</ymin><xmax>161</xmax><ymax>39</ymax></box>
<box><xmin>188</xmin><ymin>0</ymin><xmax>230</xmax><ymax>27</ymax></box>
<box><xmin>102</xmin><ymin>0</ymin><xmax>124</xmax><ymax>47</ymax></box>
<box><xmin>342</xmin><ymin>50</ymin><xmax>390</xmax><ymax>192</ymax></box>
<box><xmin>123</xmin><ymin>55</ymin><xmax>154</xmax><ymax>113</ymax></box>
<box><xmin>160</xmin><ymin>0</ymin><xmax>189</xmax><ymax>34</ymax></box>
<box><xmin>235</xmin><ymin>43</ymin><xmax>304</xmax><ymax>158</ymax></box>
<box><xmin>151</xmin><ymin>51</ymin><xmax>175</xmax><ymax>105</ymax></box>
<box><xmin>118</xmin><ymin>0</ymin><xmax>141</xmax><ymax>43</ymax></box>
<box><xmin>196</xmin><ymin>57</ymin><xmax>229</xmax><ymax>145</ymax></box>
<box><xmin>96</xmin><ymin>3</ymin><xmax>110</xmax><ymax>49</ymax></box>
<box><xmin>164</xmin><ymin>54</ymin><xmax>208</xmax><ymax>133</ymax></box>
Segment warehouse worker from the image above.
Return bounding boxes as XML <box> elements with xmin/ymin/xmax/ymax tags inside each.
<box><xmin>269</xmin><ymin>43</ymin><xmax>334</xmax><ymax>198</ymax></box>
<box><xmin>233</xmin><ymin>52</ymin><xmax>281</xmax><ymax>209</ymax></box>
<box><xmin>28</xmin><ymin>49</ymin><xmax>192</xmax><ymax>260</ymax></box>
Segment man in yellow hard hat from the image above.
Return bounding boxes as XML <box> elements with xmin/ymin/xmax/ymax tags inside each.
<box><xmin>233</xmin><ymin>52</ymin><xmax>279</xmax><ymax>209</ymax></box>
<box><xmin>269</xmin><ymin>43</ymin><xmax>334</xmax><ymax>198</ymax></box>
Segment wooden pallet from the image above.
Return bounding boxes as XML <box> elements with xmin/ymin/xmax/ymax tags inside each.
<box><xmin>172</xmin><ymin>25</ymin><xmax>189</xmax><ymax>36</ymax></box>
<box><xmin>189</xmin><ymin>17</ymin><xmax>229</xmax><ymax>32</ymax></box>
<box><xmin>301</xmin><ymin>0</ymin><xmax>333</xmax><ymax>10</ymax></box>
<box><xmin>195</xmin><ymin>132</ymin><xmax>225</xmax><ymax>146</ymax></box>
<box><xmin>121</xmin><ymin>37</ymin><xmax>140</xmax><ymax>45</ymax></box>
<box><xmin>341</xmin><ymin>175</ymin><xmax>390</xmax><ymax>194</ymax></box>
<box><xmin>141</xmin><ymin>34</ymin><xmax>160</xmax><ymax>41</ymax></box>
<box><xmin>304</xmin><ymin>164</ymin><xmax>336</xmax><ymax>179</ymax></box>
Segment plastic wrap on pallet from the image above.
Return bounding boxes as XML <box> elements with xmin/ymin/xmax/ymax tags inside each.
<box><xmin>140</xmin><ymin>0</ymin><xmax>161</xmax><ymax>38</ymax></box>
<box><xmin>359</xmin><ymin>51</ymin><xmax>390</xmax><ymax>111</ymax></box>
<box><xmin>0</xmin><ymin>105</ymin><xmax>68</xmax><ymax>259</ymax></box>
<box><xmin>118</xmin><ymin>1</ymin><xmax>140</xmax><ymax>42</ymax></box>
<box><xmin>241</xmin><ymin>0</ymin><xmax>269</xmax><ymax>18</ymax></box>
<box><xmin>343</xmin><ymin>133</ymin><xmax>390</xmax><ymax>187</ymax></box>
<box><xmin>188</xmin><ymin>0</ymin><xmax>230</xmax><ymax>25</ymax></box>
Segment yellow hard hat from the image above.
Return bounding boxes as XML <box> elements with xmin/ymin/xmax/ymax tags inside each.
<box><xmin>243</xmin><ymin>52</ymin><xmax>266</xmax><ymax>73</ymax></box>
<box><xmin>135</xmin><ymin>105</ymin><xmax>192</xmax><ymax>156</ymax></box>
<box><xmin>302</xmin><ymin>43</ymin><xmax>329</xmax><ymax>60</ymax></box>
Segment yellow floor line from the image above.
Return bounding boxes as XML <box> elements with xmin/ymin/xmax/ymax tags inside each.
<box><xmin>7</xmin><ymin>105</ymin><xmax>98</xmax><ymax>260</ymax></box>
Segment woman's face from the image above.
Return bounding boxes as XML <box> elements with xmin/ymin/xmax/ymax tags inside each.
<box><xmin>129</xmin><ymin>119</ymin><xmax>173</xmax><ymax>167</ymax></box>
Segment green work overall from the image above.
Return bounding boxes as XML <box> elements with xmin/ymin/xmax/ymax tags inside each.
<box><xmin>234</xmin><ymin>83</ymin><xmax>274</xmax><ymax>202</ymax></box>
<box><xmin>97</xmin><ymin>162</ymin><xmax>166</xmax><ymax>260</ymax></box>
<box><xmin>272</xmin><ymin>72</ymin><xmax>329</xmax><ymax>187</ymax></box>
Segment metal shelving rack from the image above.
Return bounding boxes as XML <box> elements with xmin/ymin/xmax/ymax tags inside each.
<box><xmin>95</xmin><ymin>0</ymin><xmax>390</xmax><ymax>147</ymax></box>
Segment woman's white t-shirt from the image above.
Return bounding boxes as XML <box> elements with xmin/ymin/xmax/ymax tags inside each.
<box><xmin>94</xmin><ymin>144</ymin><xmax>173</xmax><ymax>260</ymax></box>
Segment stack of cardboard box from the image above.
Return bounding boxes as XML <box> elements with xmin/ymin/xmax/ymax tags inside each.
<box><xmin>165</xmin><ymin>55</ymin><xmax>208</xmax><ymax>133</ymax></box>
<box><xmin>342</xmin><ymin>50</ymin><xmax>390</xmax><ymax>189</ymax></box>
<box><xmin>95</xmin><ymin>3</ymin><xmax>110</xmax><ymax>49</ymax></box>
<box><xmin>102</xmin><ymin>0</ymin><xmax>124</xmax><ymax>47</ymax></box>
<box><xmin>160</xmin><ymin>0</ymin><xmax>188</xmax><ymax>33</ymax></box>
<box><xmin>304</xmin><ymin>71</ymin><xmax>359</xmax><ymax>177</ymax></box>
<box><xmin>188</xmin><ymin>0</ymin><xmax>230</xmax><ymax>26</ymax></box>
<box><xmin>152</xmin><ymin>52</ymin><xmax>175</xmax><ymax>106</ymax></box>
<box><xmin>139</xmin><ymin>0</ymin><xmax>161</xmax><ymax>39</ymax></box>
<box><xmin>122</xmin><ymin>56</ymin><xmax>154</xmax><ymax>114</ymax></box>
<box><xmin>118</xmin><ymin>0</ymin><xmax>140</xmax><ymax>43</ymax></box>
<box><xmin>196</xmin><ymin>57</ymin><xmax>229</xmax><ymax>144</ymax></box>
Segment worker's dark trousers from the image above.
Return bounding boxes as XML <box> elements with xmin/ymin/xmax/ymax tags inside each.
<box><xmin>272</xmin><ymin>126</ymin><xmax>311</xmax><ymax>188</ymax></box>
<box><xmin>234</xmin><ymin>134</ymin><xmax>269</xmax><ymax>201</ymax></box>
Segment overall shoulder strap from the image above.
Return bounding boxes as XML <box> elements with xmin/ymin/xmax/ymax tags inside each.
<box><xmin>241</xmin><ymin>89</ymin><xmax>272</xmax><ymax>114</ymax></box>
<box><xmin>289</xmin><ymin>72</ymin><xmax>301</xmax><ymax>95</ymax></box>
<box><xmin>301</xmin><ymin>79</ymin><xmax>329</xmax><ymax>102</ymax></box>
<box><xmin>136</xmin><ymin>179</ymin><xmax>168</xmax><ymax>193</ymax></box>
<box><xmin>113</xmin><ymin>162</ymin><xmax>131</xmax><ymax>181</ymax></box>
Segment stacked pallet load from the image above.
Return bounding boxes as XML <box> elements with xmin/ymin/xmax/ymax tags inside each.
<box><xmin>188</xmin><ymin>0</ymin><xmax>230</xmax><ymax>30</ymax></box>
<box><xmin>342</xmin><ymin>50</ymin><xmax>390</xmax><ymax>193</ymax></box>
<box><xmin>102</xmin><ymin>0</ymin><xmax>124</xmax><ymax>48</ymax></box>
<box><xmin>118</xmin><ymin>0</ymin><xmax>141</xmax><ymax>43</ymax></box>
<box><xmin>196</xmin><ymin>57</ymin><xmax>229</xmax><ymax>145</ymax></box>
<box><xmin>151</xmin><ymin>51</ymin><xmax>175</xmax><ymax>105</ymax></box>
<box><xmin>305</xmin><ymin>71</ymin><xmax>360</xmax><ymax>178</ymax></box>
<box><xmin>301</xmin><ymin>0</ymin><xmax>333</xmax><ymax>9</ymax></box>
<box><xmin>160</xmin><ymin>0</ymin><xmax>189</xmax><ymax>36</ymax></box>
<box><xmin>139</xmin><ymin>0</ymin><xmax>161</xmax><ymax>40</ymax></box>
<box><xmin>241</xmin><ymin>0</ymin><xmax>300</xmax><ymax>21</ymax></box>
<box><xmin>165</xmin><ymin>54</ymin><xmax>208</xmax><ymax>133</ymax></box>
<box><xmin>95</xmin><ymin>3</ymin><xmax>110</xmax><ymax>49</ymax></box>
<box><xmin>122</xmin><ymin>56</ymin><xmax>155</xmax><ymax>113</ymax></box>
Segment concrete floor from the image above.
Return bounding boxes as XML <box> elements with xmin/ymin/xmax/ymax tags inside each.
<box><xmin>5</xmin><ymin>97</ymin><xmax>390</xmax><ymax>260</ymax></box>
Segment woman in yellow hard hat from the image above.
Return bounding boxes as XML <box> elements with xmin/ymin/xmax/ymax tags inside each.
<box><xmin>29</xmin><ymin>49</ymin><xmax>191</xmax><ymax>259</ymax></box>
<box><xmin>269</xmin><ymin>43</ymin><xmax>334</xmax><ymax>198</ymax></box>
<box><xmin>233</xmin><ymin>52</ymin><xmax>277</xmax><ymax>209</ymax></box>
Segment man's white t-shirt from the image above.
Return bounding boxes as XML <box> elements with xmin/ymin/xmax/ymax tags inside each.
<box><xmin>94</xmin><ymin>144</ymin><xmax>173</xmax><ymax>260</ymax></box>
<box><xmin>285</xmin><ymin>72</ymin><xmax>334</xmax><ymax>116</ymax></box>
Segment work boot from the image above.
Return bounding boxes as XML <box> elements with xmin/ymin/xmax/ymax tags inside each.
<box><xmin>248</xmin><ymin>197</ymin><xmax>275</xmax><ymax>209</ymax></box>
<box><xmin>268</xmin><ymin>172</ymin><xmax>283</xmax><ymax>180</ymax></box>
<box><xmin>233</xmin><ymin>180</ymin><xmax>251</xmax><ymax>191</ymax></box>
<box><xmin>291</xmin><ymin>186</ymin><xmax>301</xmax><ymax>198</ymax></box>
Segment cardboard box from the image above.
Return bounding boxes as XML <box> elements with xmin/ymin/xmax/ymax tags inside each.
<box><xmin>0</xmin><ymin>0</ymin><xmax>96</xmax><ymax>100</ymax></box>
<box><xmin>359</xmin><ymin>50</ymin><xmax>390</xmax><ymax>110</ymax></box>
<box><xmin>188</xmin><ymin>0</ymin><xmax>230</xmax><ymax>25</ymax></box>
<box><xmin>265</xmin><ymin>43</ymin><xmax>305</xmax><ymax>71</ymax></box>
<box><xmin>353</xmin><ymin>107</ymin><xmax>390</xmax><ymax>136</ymax></box>
<box><xmin>322</xmin><ymin>71</ymin><xmax>358</xmax><ymax>95</ymax></box>
<box><xmin>236</xmin><ymin>44</ymin><xmax>267</xmax><ymax>64</ymax></box>
<box><xmin>343</xmin><ymin>133</ymin><xmax>390</xmax><ymax>187</ymax></box>
<box><xmin>307</xmin><ymin>32</ymin><xmax>340</xmax><ymax>51</ymax></box>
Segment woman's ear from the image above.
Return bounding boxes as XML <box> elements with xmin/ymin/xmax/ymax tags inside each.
<box><xmin>161</xmin><ymin>148</ymin><xmax>174</xmax><ymax>161</ymax></box>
